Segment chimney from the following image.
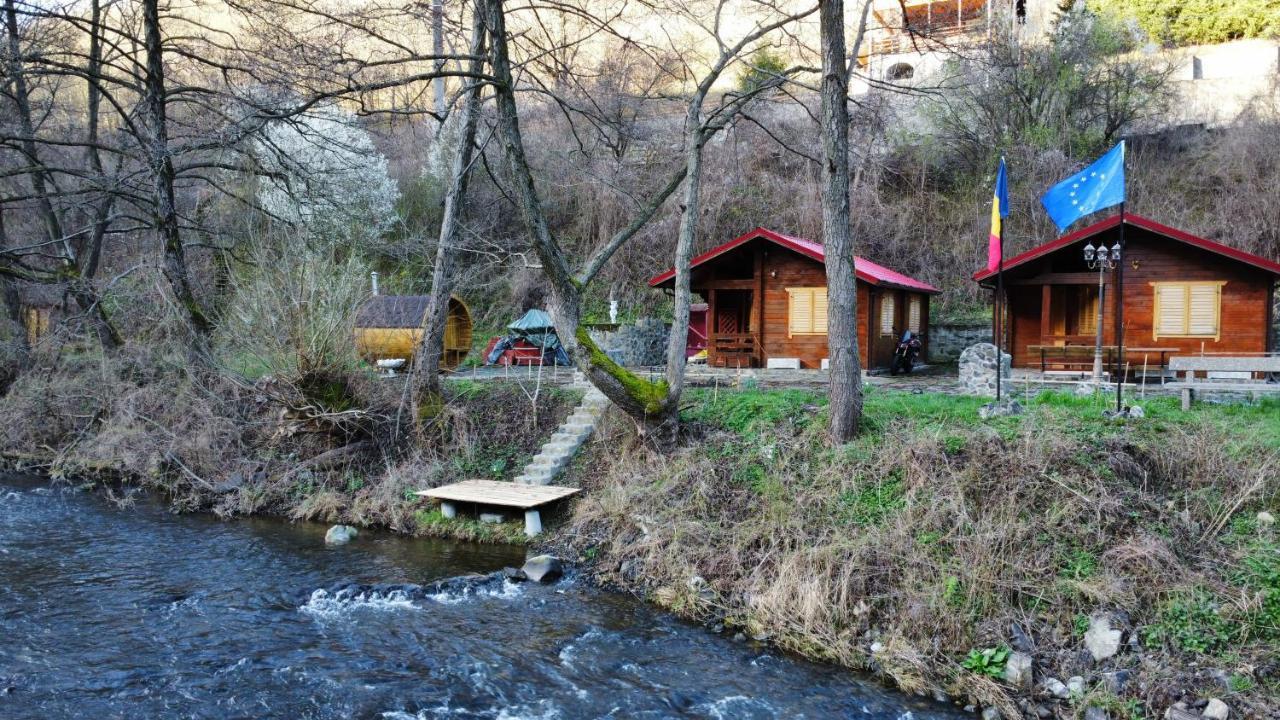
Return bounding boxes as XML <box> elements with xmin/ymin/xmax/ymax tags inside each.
<box><xmin>371</xmin><ymin>271</ymin><xmax>380</xmax><ymax>296</ymax></box>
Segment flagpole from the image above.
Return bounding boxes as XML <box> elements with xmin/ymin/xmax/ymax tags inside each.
<box><xmin>996</xmin><ymin>225</ymin><xmax>1004</xmax><ymax>401</ymax></box>
<box><xmin>1115</xmin><ymin>202</ymin><xmax>1126</xmax><ymax>412</ymax></box>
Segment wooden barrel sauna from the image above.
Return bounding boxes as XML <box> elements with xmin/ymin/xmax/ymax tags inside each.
<box><xmin>354</xmin><ymin>295</ymin><xmax>473</xmax><ymax>370</ymax></box>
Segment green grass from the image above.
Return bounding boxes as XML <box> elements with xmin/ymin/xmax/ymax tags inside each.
<box><xmin>413</xmin><ymin>509</ymin><xmax>528</xmax><ymax>544</ymax></box>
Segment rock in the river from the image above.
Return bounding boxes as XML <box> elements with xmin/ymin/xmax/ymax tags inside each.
<box><xmin>521</xmin><ymin>554</ymin><xmax>563</xmax><ymax>583</ymax></box>
<box><xmin>324</xmin><ymin>525</ymin><xmax>358</xmax><ymax>545</ymax></box>
<box><xmin>1003</xmin><ymin>650</ymin><xmax>1034</xmax><ymax>688</ymax></box>
<box><xmin>1084</xmin><ymin>614</ymin><xmax>1122</xmax><ymax>661</ymax></box>
<box><xmin>502</xmin><ymin>566</ymin><xmax>527</xmax><ymax>581</ymax></box>
<box><xmin>1202</xmin><ymin>698</ymin><xmax>1230</xmax><ymax>720</ymax></box>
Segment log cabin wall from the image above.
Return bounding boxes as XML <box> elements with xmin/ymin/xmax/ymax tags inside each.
<box><xmin>690</xmin><ymin>238</ymin><xmax>921</xmax><ymax>369</ymax></box>
<box><xmin>1000</xmin><ymin>225</ymin><xmax>1276</xmax><ymax>368</ymax></box>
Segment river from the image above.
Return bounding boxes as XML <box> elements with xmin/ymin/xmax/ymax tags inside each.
<box><xmin>0</xmin><ymin>474</ymin><xmax>967</xmax><ymax>719</ymax></box>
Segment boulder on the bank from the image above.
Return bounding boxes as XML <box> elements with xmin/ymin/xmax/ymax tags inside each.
<box><xmin>1003</xmin><ymin>650</ymin><xmax>1033</xmax><ymax>688</ymax></box>
<box><xmin>325</xmin><ymin>525</ymin><xmax>358</xmax><ymax>545</ymax></box>
<box><xmin>1084</xmin><ymin>614</ymin><xmax>1122</xmax><ymax>661</ymax></box>
<box><xmin>1202</xmin><ymin>698</ymin><xmax>1230</xmax><ymax>720</ymax></box>
<box><xmin>521</xmin><ymin>554</ymin><xmax>563</xmax><ymax>583</ymax></box>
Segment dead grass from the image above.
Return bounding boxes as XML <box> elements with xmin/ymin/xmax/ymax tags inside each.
<box><xmin>559</xmin><ymin>387</ymin><xmax>1280</xmax><ymax>717</ymax></box>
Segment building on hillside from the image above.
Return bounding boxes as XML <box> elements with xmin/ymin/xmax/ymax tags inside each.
<box><xmin>972</xmin><ymin>213</ymin><xmax>1280</xmax><ymax>375</ymax></box>
<box><xmin>855</xmin><ymin>0</ymin><xmax>1054</xmax><ymax>85</ymax></box>
<box><xmin>649</xmin><ymin>228</ymin><xmax>940</xmax><ymax>369</ymax></box>
<box><xmin>354</xmin><ymin>294</ymin><xmax>473</xmax><ymax>370</ymax></box>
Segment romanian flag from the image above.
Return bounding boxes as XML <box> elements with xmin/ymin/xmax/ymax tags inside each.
<box><xmin>987</xmin><ymin>157</ymin><xmax>1009</xmax><ymax>273</ymax></box>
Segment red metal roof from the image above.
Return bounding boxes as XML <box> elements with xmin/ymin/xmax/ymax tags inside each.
<box><xmin>972</xmin><ymin>212</ymin><xmax>1280</xmax><ymax>283</ymax></box>
<box><xmin>648</xmin><ymin>227</ymin><xmax>941</xmax><ymax>293</ymax></box>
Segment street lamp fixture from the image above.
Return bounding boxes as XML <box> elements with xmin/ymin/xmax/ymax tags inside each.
<box><xmin>1085</xmin><ymin>240</ymin><xmax>1119</xmax><ymax>386</ymax></box>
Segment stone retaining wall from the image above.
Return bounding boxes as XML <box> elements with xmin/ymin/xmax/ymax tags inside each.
<box><xmin>930</xmin><ymin>322</ymin><xmax>991</xmax><ymax>362</ymax></box>
<box><xmin>587</xmin><ymin>317</ymin><xmax>670</xmax><ymax>367</ymax></box>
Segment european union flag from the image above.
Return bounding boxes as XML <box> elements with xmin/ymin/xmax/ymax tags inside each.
<box><xmin>1040</xmin><ymin>140</ymin><xmax>1125</xmax><ymax>233</ymax></box>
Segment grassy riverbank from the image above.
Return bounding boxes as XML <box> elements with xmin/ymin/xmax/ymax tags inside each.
<box><xmin>558</xmin><ymin>388</ymin><xmax>1280</xmax><ymax>718</ymax></box>
<box><xmin>0</xmin><ymin>347</ymin><xmax>575</xmax><ymax>542</ymax></box>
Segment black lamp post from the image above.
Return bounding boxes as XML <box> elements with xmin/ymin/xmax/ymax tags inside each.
<box><xmin>1084</xmin><ymin>239</ymin><xmax>1122</xmax><ymax>387</ymax></box>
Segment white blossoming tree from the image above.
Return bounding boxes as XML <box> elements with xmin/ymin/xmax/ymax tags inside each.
<box><xmin>255</xmin><ymin>105</ymin><xmax>400</xmax><ymax>248</ymax></box>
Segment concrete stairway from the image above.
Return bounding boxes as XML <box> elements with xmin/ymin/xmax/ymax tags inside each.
<box><xmin>514</xmin><ymin>373</ymin><xmax>609</xmax><ymax>485</ymax></box>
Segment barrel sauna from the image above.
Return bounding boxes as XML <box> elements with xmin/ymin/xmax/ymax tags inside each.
<box><xmin>354</xmin><ymin>295</ymin><xmax>473</xmax><ymax>370</ymax></box>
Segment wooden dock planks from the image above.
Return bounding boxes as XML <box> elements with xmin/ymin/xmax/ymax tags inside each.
<box><xmin>415</xmin><ymin>480</ymin><xmax>580</xmax><ymax>509</ymax></box>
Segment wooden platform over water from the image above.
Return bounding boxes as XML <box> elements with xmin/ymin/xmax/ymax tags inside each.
<box><xmin>416</xmin><ymin>480</ymin><xmax>580</xmax><ymax>509</ymax></box>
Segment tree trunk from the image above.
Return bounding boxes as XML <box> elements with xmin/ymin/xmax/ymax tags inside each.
<box><xmin>658</xmin><ymin>112</ymin><xmax>708</xmax><ymax>443</ymax></box>
<box><xmin>821</xmin><ymin>0</ymin><xmax>862</xmax><ymax>442</ymax></box>
<box><xmin>0</xmin><ymin>205</ymin><xmax>28</xmax><ymax>364</ymax></box>
<box><xmin>142</xmin><ymin>0</ymin><xmax>212</xmax><ymax>349</ymax></box>
<box><xmin>412</xmin><ymin>5</ymin><xmax>486</xmax><ymax>428</ymax></box>
<box><xmin>3</xmin><ymin>0</ymin><xmax>121</xmax><ymax>349</ymax></box>
<box><xmin>482</xmin><ymin>0</ymin><xmax>672</xmax><ymax>435</ymax></box>
<box><xmin>432</xmin><ymin>0</ymin><xmax>446</xmax><ymax>117</ymax></box>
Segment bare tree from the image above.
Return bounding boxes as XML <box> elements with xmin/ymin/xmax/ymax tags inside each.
<box><xmin>413</xmin><ymin>3</ymin><xmax>487</xmax><ymax>424</ymax></box>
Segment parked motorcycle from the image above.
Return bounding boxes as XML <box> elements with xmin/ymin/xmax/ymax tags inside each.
<box><xmin>889</xmin><ymin>330</ymin><xmax>922</xmax><ymax>375</ymax></box>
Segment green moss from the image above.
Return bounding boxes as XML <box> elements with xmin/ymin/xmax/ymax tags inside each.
<box><xmin>574</xmin><ymin>327</ymin><xmax>668</xmax><ymax>414</ymax></box>
<box><xmin>412</xmin><ymin>509</ymin><xmax>528</xmax><ymax>544</ymax></box>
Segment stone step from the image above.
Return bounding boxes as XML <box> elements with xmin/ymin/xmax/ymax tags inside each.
<box><xmin>562</xmin><ymin>421</ymin><xmax>594</xmax><ymax>432</ymax></box>
<box><xmin>514</xmin><ymin>472</ymin><xmax>553</xmax><ymax>486</ymax></box>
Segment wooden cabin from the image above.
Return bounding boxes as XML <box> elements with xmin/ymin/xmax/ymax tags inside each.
<box><xmin>973</xmin><ymin>213</ymin><xmax>1280</xmax><ymax>373</ymax></box>
<box><xmin>354</xmin><ymin>294</ymin><xmax>473</xmax><ymax>370</ymax></box>
<box><xmin>649</xmin><ymin>227</ymin><xmax>940</xmax><ymax>369</ymax></box>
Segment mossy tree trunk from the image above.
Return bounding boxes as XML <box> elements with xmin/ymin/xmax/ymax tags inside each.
<box><xmin>483</xmin><ymin>0</ymin><xmax>813</xmax><ymax>447</ymax></box>
<box><xmin>412</xmin><ymin>7</ymin><xmax>487</xmax><ymax>433</ymax></box>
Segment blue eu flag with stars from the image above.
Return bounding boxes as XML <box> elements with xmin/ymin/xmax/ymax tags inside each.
<box><xmin>1040</xmin><ymin>140</ymin><xmax>1125</xmax><ymax>233</ymax></box>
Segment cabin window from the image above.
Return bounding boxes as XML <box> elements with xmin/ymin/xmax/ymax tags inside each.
<box><xmin>907</xmin><ymin>296</ymin><xmax>922</xmax><ymax>333</ymax></box>
<box><xmin>1152</xmin><ymin>281</ymin><xmax>1224</xmax><ymax>340</ymax></box>
<box><xmin>786</xmin><ymin>287</ymin><xmax>828</xmax><ymax>336</ymax></box>
<box><xmin>880</xmin><ymin>294</ymin><xmax>896</xmax><ymax>336</ymax></box>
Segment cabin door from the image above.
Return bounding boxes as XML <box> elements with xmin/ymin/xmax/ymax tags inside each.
<box><xmin>871</xmin><ymin>290</ymin><xmax>903</xmax><ymax>368</ymax></box>
<box><xmin>710</xmin><ymin>289</ymin><xmax>757</xmax><ymax>366</ymax></box>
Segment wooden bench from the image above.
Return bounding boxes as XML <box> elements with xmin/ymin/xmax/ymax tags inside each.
<box><xmin>1167</xmin><ymin>356</ymin><xmax>1280</xmax><ymax>410</ymax></box>
<box><xmin>415</xmin><ymin>480</ymin><xmax>580</xmax><ymax>537</ymax></box>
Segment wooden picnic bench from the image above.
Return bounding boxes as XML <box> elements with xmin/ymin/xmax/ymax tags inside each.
<box><xmin>415</xmin><ymin>480</ymin><xmax>580</xmax><ymax>537</ymax></box>
<box><xmin>1167</xmin><ymin>356</ymin><xmax>1280</xmax><ymax>410</ymax></box>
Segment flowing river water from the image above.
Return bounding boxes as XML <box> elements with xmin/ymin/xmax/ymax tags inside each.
<box><xmin>0</xmin><ymin>473</ymin><xmax>967</xmax><ymax>719</ymax></box>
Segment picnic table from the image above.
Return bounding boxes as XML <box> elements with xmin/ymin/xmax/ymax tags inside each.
<box><xmin>1027</xmin><ymin>345</ymin><xmax>1180</xmax><ymax>377</ymax></box>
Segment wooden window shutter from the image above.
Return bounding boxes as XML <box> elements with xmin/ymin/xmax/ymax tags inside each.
<box><xmin>908</xmin><ymin>296</ymin><xmax>922</xmax><ymax>333</ymax></box>
<box><xmin>880</xmin><ymin>294</ymin><xmax>895</xmax><ymax>336</ymax></box>
<box><xmin>787</xmin><ymin>287</ymin><xmax>828</xmax><ymax>336</ymax></box>
<box><xmin>1152</xmin><ymin>282</ymin><xmax>1223</xmax><ymax>339</ymax></box>
<box><xmin>813</xmin><ymin>288</ymin><xmax>829</xmax><ymax>334</ymax></box>
<box><xmin>1187</xmin><ymin>284</ymin><xmax>1220</xmax><ymax>337</ymax></box>
<box><xmin>788</xmin><ymin>288</ymin><xmax>813</xmax><ymax>336</ymax></box>
<box><xmin>1154</xmin><ymin>283</ymin><xmax>1187</xmax><ymax>337</ymax></box>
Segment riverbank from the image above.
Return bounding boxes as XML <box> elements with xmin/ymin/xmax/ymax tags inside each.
<box><xmin>0</xmin><ymin>347</ymin><xmax>577</xmax><ymax>543</ymax></box>
<box><xmin>4</xmin><ymin>349</ymin><xmax>1278</xmax><ymax>718</ymax></box>
<box><xmin>556</xmin><ymin>388</ymin><xmax>1280</xmax><ymax>719</ymax></box>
